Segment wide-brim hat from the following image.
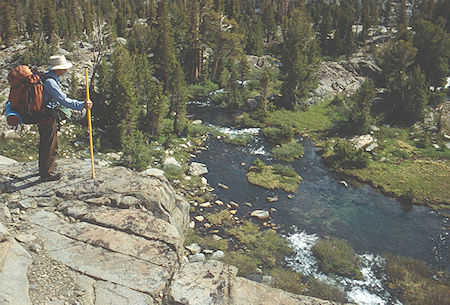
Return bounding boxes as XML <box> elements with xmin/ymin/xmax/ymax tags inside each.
<box><xmin>48</xmin><ymin>55</ymin><xmax>73</xmax><ymax>70</ymax></box>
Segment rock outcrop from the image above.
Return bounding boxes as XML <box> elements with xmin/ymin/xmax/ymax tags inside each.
<box><xmin>0</xmin><ymin>159</ymin><xmax>344</xmax><ymax>304</ymax></box>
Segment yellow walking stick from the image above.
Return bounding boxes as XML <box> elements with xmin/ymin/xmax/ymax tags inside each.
<box><xmin>85</xmin><ymin>68</ymin><xmax>95</xmax><ymax>179</ymax></box>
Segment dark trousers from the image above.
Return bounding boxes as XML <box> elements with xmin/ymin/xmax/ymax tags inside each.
<box><xmin>38</xmin><ymin>118</ymin><xmax>58</xmax><ymax>177</ymax></box>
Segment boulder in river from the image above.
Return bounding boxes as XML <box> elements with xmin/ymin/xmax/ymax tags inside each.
<box><xmin>251</xmin><ymin>210</ymin><xmax>270</xmax><ymax>220</ymax></box>
<box><xmin>189</xmin><ymin>162</ymin><xmax>208</xmax><ymax>176</ymax></box>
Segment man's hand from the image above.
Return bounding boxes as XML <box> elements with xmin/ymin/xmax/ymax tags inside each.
<box><xmin>85</xmin><ymin>99</ymin><xmax>93</xmax><ymax>109</ymax></box>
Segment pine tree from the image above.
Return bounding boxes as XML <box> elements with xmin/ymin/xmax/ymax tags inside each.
<box><xmin>319</xmin><ymin>4</ymin><xmax>332</xmax><ymax>52</ymax></box>
<box><xmin>397</xmin><ymin>0</ymin><xmax>410</xmax><ymax>41</ymax></box>
<box><xmin>26</xmin><ymin>0</ymin><xmax>42</xmax><ymax>37</ymax></box>
<box><xmin>384</xmin><ymin>0</ymin><xmax>392</xmax><ymax>29</ymax></box>
<box><xmin>0</xmin><ymin>2</ymin><xmax>17</xmax><ymax>46</ymax></box>
<box><xmin>260</xmin><ymin>68</ymin><xmax>271</xmax><ymax>113</ymax></box>
<box><xmin>280</xmin><ymin>9</ymin><xmax>319</xmax><ymax>109</ymax></box>
<box><xmin>387</xmin><ymin>66</ymin><xmax>428</xmax><ymax>125</ymax></box>
<box><xmin>245</xmin><ymin>12</ymin><xmax>264</xmax><ymax>56</ymax></box>
<box><xmin>348</xmin><ymin>79</ymin><xmax>375</xmax><ymax>133</ymax></box>
<box><xmin>169</xmin><ymin>63</ymin><xmax>188</xmax><ymax>136</ymax></box>
<box><xmin>261</xmin><ymin>0</ymin><xmax>276</xmax><ymax>43</ymax></box>
<box><xmin>413</xmin><ymin>17</ymin><xmax>450</xmax><ymax>88</ymax></box>
<box><xmin>155</xmin><ymin>0</ymin><xmax>178</xmax><ymax>93</ymax></box>
<box><xmin>43</xmin><ymin>0</ymin><xmax>58</xmax><ymax>42</ymax></box>
<box><xmin>186</xmin><ymin>0</ymin><xmax>201</xmax><ymax>82</ymax></box>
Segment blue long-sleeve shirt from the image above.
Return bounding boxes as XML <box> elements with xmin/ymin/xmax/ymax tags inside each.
<box><xmin>42</xmin><ymin>72</ymin><xmax>85</xmax><ymax>111</ymax></box>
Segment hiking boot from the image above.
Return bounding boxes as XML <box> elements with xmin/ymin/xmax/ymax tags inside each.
<box><xmin>40</xmin><ymin>172</ymin><xmax>62</xmax><ymax>182</ymax></box>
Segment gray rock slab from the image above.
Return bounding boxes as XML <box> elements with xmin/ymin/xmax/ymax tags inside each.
<box><xmin>0</xmin><ymin>155</ymin><xmax>17</xmax><ymax>165</ymax></box>
<box><xmin>230</xmin><ymin>277</ymin><xmax>341</xmax><ymax>305</ymax></box>
<box><xmin>33</xmin><ymin>225</ymin><xmax>170</xmax><ymax>296</ymax></box>
<box><xmin>78</xmin><ymin>208</ymin><xmax>182</xmax><ymax>251</ymax></box>
<box><xmin>93</xmin><ymin>281</ymin><xmax>155</xmax><ymax>305</ymax></box>
<box><xmin>0</xmin><ymin>224</ymin><xmax>32</xmax><ymax>305</ymax></box>
<box><xmin>170</xmin><ymin>261</ymin><xmax>237</xmax><ymax>305</ymax></box>
<box><xmin>30</xmin><ymin>211</ymin><xmax>177</xmax><ymax>268</ymax></box>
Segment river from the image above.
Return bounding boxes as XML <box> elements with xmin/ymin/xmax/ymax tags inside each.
<box><xmin>187</xmin><ymin>101</ymin><xmax>449</xmax><ymax>304</ymax></box>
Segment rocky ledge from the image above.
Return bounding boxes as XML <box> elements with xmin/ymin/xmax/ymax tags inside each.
<box><xmin>0</xmin><ymin>159</ymin><xmax>342</xmax><ymax>305</ymax></box>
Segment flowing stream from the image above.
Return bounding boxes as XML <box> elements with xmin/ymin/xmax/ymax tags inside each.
<box><xmin>187</xmin><ymin>102</ymin><xmax>449</xmax><ymax>305</ymax></box>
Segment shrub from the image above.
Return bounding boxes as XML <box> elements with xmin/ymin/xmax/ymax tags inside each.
<box><xmin>307</xmin><ymin>278</ymin><xmax>348</xmax><ymax>303</ymax></box>
<box><xmin>272</xmin><ymin>141</ymin><xmax>305</xmax><ymax>162</ymax></box>
<box><xmin>226</xmin><ymin>221</ymin><xmax>260</xmax><ymax>246</ymax></box>
<box><xmin>188</xmin><ymin>79</ymin><xmax>219</xmax><ymax>98</ymax></box>
<box><xmin>22</xmin><ymin>34</ymin><xmax>58</xmax><ymax>66</ymax></box>
<box><xmin>384</xmin><ymin>254</ymin><xmax>450</xmax><ymax>305</ymax></box>
<box><xmin>332</xmin><ymin>140</ymin><xmax>370</xmax><ymax>169</ymax></box>
<box><xmin>224</xmin><ymin>134</ymin><xmax>254</xmax><ymax>146</ymax></box>
<box><xmin>261</xmin><ymin>125</ymin><xmax>294</xmax><ymax>144</ymax></box>
<box><xmin>311</xmin><ymin>238</ymin><xmax>363</xmax><ymax>279</ymax></box>
<box><xmin>224</xmin><ymin>252</ymin><xmax>259</xmax><ymax>276</ymax></box>
<box><xmin>206</xmin><ymin>210</ymin><xmax>232</xmax><ymax>226</ymax></box>
<box><xmin>163</xmin><ymin>164</ymin><xmax>184</xmax><ymax>181</ymax></box>
<box><xmin>120</xmin><ymin>130</ymin><xmax>152</xmax><ymax>171</ymax></box>
<box><xmin>270</xmin><ymin>268</ymin><xmax>306</xmax><ymax>295</ymax></box>
<box><xmin>251</xmin><ymin>229</ymin><xmax>293</xmax><ymax>268</ymax></box>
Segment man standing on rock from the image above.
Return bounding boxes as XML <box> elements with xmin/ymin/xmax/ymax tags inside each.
<box><xmin>39</xmin><ymin>55</ymin><xmax>92</xmax><ymax>182</ymax></box>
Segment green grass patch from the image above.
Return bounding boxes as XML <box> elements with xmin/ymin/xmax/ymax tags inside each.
<box><xmin>265</xmin><ymin>99</ymin><xmax>332</xmax><ymax>135</ymax></box>
<box><xmin>345</xmin><ymin>159</ymin><xmax>450</xmax><ymax>207</ymax></box>
<box><xmin>206</xmin><ymin>210</ymin><xmax>232</xmax><ymax>226</ymax></box>
<box><xmin>246</xmin><ymin>159</ymin><xmax>302</xmax><ymax>192</ymax></box>
<box><xmin>225</xmin><ymin>221</ymin><xmax>293</xmax><ymax>272</ymax></box>
<box><xmin>311</xmin><ymin>238</ymin><xmax>363</xmax><ymax>279</ymax></box>
<box><xmin>271</xmin><ymin>140</ymin><xmax>305</xmax><ymax>162</ymax></box>
<box><xmin>384</xmin><ymin>254</ymin><xmax>450</xmax><ymax>305</ymax></box>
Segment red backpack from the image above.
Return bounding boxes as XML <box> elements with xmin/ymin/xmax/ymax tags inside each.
<box><xmin>6</xmin><ymin>65</ymin><xmax>45</xmax><ymax>125</ymax></box>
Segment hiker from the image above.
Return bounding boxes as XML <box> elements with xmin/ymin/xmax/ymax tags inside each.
<box><xmin>39</xmin><ymin>55</ymin><xmax>92</xmax><ymax>182</ymax></box>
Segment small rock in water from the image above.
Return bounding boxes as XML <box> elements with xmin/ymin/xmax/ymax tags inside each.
<box><xmin>211</xmin><ymin>250</ymin><xmax>225</xmax><ymax>261</ymax></box>
<box><xmin>194</xmin><ymin>216</ymin><xmax>205</xmax><ymax>222</ymax></box>
<box><xmin>229</xmin><ymin>201</ymin><xmax>239</xmax><ymax>208</ymax></box>
<box><xmin>212</xmin><ymin>235</ymin><xmax>222</xmax><ymax>241</ymax></box>
<box><xmin>266</xmin><ymin>196</ymin><xmax>278</xmax><ymax>202</ymax></box>
<box><xmin>287</xmin><ymin>195</ymin><xmax>294</xmax><ymax>199</ymax></box>
<box><xmin>204</xmin><ymin>223</ymin><xmax>212</xmax><ymax>229</ymax></box>
<box><xmin>201</xmin><ymin>177</ymin><xmax>208</xmax><ymax>185</ymax></box>
<box><xmin>339</xmin><ymin>180</ymin><xmax>348</xmax><ymax>187</ymax></box>
<box><xmin>189</xmin><ymin>221</ymin><xmax>195</xmax><ymax>229</ymax></box>
<box><xmin>215</xmin><ymin>200</ymin><xmax>224</xmax><ymax>206</ymax></box>
<box><xmin>245</xmin><ymin>202</ymin><xmax>252</xmax><ymax>207</ymax></box>
<box><xmin>218</xmin><ymin>183</ymin><xmax>229</xmax><ymax>190</ymax></box>
<box><xmin>251</xmin><ymin>210</ymin><xmax>270</xmax><ymax>220</ymax></box>
<box><xmin>241</xmin><ymin>163</ymin><xmax>246</xmax><ymax>166</ymax></box>
<box><xmin>270</xmin><ymin>208</ymin><xmax>277</xmax><ymax>212</ymax></box>
<box><xmin>189</xmin><ymin>253</ymin><xmax>205</xmax><ymax>263</ymax></box>
<box><xmin>229</xmin><ymin>210</ymin><xmax>237</xmax><ymax>215</ymax></box>
<box><xmin>432</xmin><ymin>144</ymin><xmax>440</xmax><ymax>149</ymax></box>
<box><xmin>199</xmin><ymin>202</ymin><xmax>211</xmax><ymax>208</ymax></box>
